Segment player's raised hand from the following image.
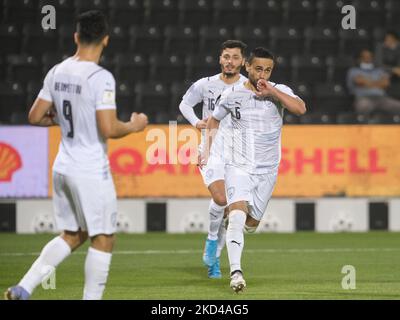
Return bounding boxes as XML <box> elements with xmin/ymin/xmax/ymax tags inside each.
<box><xmin>195</xmin><ymin>117</ymin><xmax>208</xmax><ymax>130</ymax></box>
<box><xmin>130</xmin><ymin>112</ymin><xmax>148</xmax><ymax>132</ymax></box>
<box><xmin>255</xmin><ymin>79</ymin><xmax>276</xmax><ymax>97</ymax></box>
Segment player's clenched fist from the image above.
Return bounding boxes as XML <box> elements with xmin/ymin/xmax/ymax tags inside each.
<box><xmin>130</xmin><ymin>112</ymin><xmax>148</xmax><ymax>132</ymax></box>
<box><xmin>255</xmin><ymin>79</ymin><xmax>276</xmax><ymax>97</ymax></box>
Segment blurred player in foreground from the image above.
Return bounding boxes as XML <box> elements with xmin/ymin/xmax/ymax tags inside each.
<box><xmin>5</xmin><ymin>10</ymin><xmax>148</xmax><ymax>300</ymax></box>
<box><xmin>179</xmin><ymin>40</ymin><xmax>247</xmax><ymax>279</ymax></box>
<box><xmin>203</xmin><ymin>47</ymin><xmax>306</xmax><ymax>292</ymax></box>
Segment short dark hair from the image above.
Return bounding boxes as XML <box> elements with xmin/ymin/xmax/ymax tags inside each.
<box><xmin>248</xmin><ymin>47</ymin><xmax>275</xmax><ymax>64</ymax></box>
<box><xmin>220</xmin><ymin>40</ymin><xmax>247</xmax><ymax>56</ymax></box>
<box><xmin>76</xmin><ymin>10</ymin><xmax>109</xmax><ymax>45</ymax></box>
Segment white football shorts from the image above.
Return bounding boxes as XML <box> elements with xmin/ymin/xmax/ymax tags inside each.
<box><xmin>52</xmin><ymin>171</ymin><xmax>117</xmax><ymax>237</ymax></box>
<box><xmin>199</xmin><ymin>153</ymin><xmax>226</xmax><ymax>187</ymax></box>
<box><xmin>225</xmin><ymin>165</ymin><xmax>278</xmax><ymax>221</ymax></box>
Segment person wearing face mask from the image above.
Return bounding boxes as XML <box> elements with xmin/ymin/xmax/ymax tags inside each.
<box><xmin>375</xmin><ymin>31</ymin><xmax>400</xmax><ymax>83</ymax></box>
<box><xmin>346</xmin><ymin>49</ymin><xmax>400</xmax><ymax>115</ymax></box>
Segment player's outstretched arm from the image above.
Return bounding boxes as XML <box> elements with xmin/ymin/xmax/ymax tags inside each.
<box><xmin>28</xmin><ymin>98</ymin><xmax>58</xmax><ymax>127</ymax></box>
<box><xmin>256</xmin><ymin>79</ymin><xmax>306</xmax><ymax>116</ymax></box>
<box><xmin>96</xmin><ymin>109</ymin><xmax>148</xmax><ymax>139</ymax></box>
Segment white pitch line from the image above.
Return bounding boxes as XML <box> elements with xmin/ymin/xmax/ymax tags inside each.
<box><xmin>1</xmin><ymin>247</ymin><xmax>399</xmax><ymax>257</ymax></box>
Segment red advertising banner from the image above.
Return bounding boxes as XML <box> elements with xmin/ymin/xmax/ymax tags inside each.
<box><xmin>48</xmin><ymin>125</ymin><xmax>400</xmax><ymax>197</ymax></box>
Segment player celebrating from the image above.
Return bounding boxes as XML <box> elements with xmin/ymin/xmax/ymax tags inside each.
<box><xmin>4</xmin><ymin>11</ymin><xmax>148</xmax><ymax>300</ymax></box>
<box><xmin>179</xmin><ymin>40</ymin><xmax>247</xmax><ymax>279</ymax></box>
<box><xmin>204</xmin><ymin>47</ymin><xmax>306</xmax><ymax>292</ymax></box>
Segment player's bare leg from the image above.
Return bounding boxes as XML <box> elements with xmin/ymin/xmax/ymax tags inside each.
<box><xmin>4</xmin><ymin>230</ymin><xmax>87</xmax><ymax>300</ymax></box>
<box><xmin>203</xmin><ymin>180</ymin><xmax>226</xmax><ymax>278</ymax></box>
<box><xmin>83</xmin><ymin>234</ymin><xmax>115</xmax><ymax>300</ymax></box>
<box><xmin>226</xmin><ymin>201</ymin><xmax>252</xmax><ymax>293</ymax></box>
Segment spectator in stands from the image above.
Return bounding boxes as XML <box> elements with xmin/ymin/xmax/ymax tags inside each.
<box><xmin>375</xmin><ymin>31</ymin><xmax>400</xmax><ymax>83</ymax></box>
<box><xmin>347</xmin><ymin>49</ymin><xmax>400</xmax><ymax>115</ymax></box>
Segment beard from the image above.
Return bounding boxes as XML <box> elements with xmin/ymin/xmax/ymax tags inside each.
<box><xmin>222</xmin><ymin>64</ymin><xmax>240</xmax><ymax>77</ymax></box>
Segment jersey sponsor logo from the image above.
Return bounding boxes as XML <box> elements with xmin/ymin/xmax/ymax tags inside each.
<box><xmin>0</xmin><ymin>143</ymin><xmax>22</xmax><ymax>182</ymax></box>
<box><xmin>102</xmin><ymin>90</ymin><xmax>116</xmax><ymax>105</ymax></box>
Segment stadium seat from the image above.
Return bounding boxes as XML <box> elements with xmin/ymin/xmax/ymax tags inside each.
<box><xmin>115</xmin><ymin>53</ymin><xmax>149</xmax><ymax>85</ymax></box>
<box><xmin>9</xmin><ymin>111</ymin><xmax>28</xmax><ymax>124</ymax></box>
<box><xmin>0</xmin><ymin>24</ymin><xmax>20</xmax><ymax>55</ymax></box>
<box><xmin>22</xmin><ymin>23</ymin><xmax>58</xmax><ymax>56</ymax></box>
<box><xmin>107</xmin><ymin>25</ymin><xmax>129</xmax><ymax>53</ymax></box>
<box><xmin>109</xmin><ymin>0</ymin><xmax>144</xmax><ymax>27</ymax></box>
<box><xmin>212</xmin><ymin>0</ymin><xmax>247</xmax><ymax>27</ymax></box>
<box><xmin>42</xmin><ymin>52</ymin><xmax>69</xmax><ymax>76</ymax></box>
<box><xmin>291</xmin><ymin>55</ymin><xmax>327</xmax><ymax>84</ymax></box>
<box><xmin>134</xmin><ymin>81</ymin><xmax>170</xmax><ymax>120</ymax></box>
<box><xmin>247</xmin><ymin>0</ymin><xmax>282</xmax><ymax>27</ymax></box>
<box><xmin>233</xmin><ymin>26</ymin><xmax>268</xmax><ymax>51</ymax></box>
<box><xmin>0</xmin><ymin>56</ymin><xmax>4</xmax><ymax>80</ymax></box>
<box><xmin>282</xmin><ymin>0</ymin><xmax>316</xmax><ymax>27</ymax></box>
<box><xmin>199</xmin><ymin>26</ymin><xmax>233</xmax><ymax>54</ymax></box>
<box><xmin>304</xmin><ymin>26</ymin><xmax>339</xmax><ymax>57</ymax></box>
<box><xmin>368</xmin><ymin>112</ymin><xmax>399</xmax><ymax>124</ymax></box>
<box><xmin>387</xmin><ymin>83</ymin><xmax>400</xmax><ymax>100</ymax></box>
<box><xmin>164</xmin><ymin>26</ymin><xmax>198</xmax><ymax>55</ymax></box>
<box><xmin>315</xmin><ymin>0</ymin><xmax>345</xmax><ymax>27</ymax></box>
<box><xmin>58</xmin><ymin>24</ymin><xmax>76</xmax><ymax>54</ymax></box>
<box><xmin>0</xmin><ymin>81</ymin><xmax>25</xmax><ymax>123</ymax></box>
<box><xmin>326</xmin><ymin>55</ymin><xmax>354</xmax><ymax>84</ymax></box>
<box><xmin>129</xmin><ymin>25</ymin><xmax>163</xmax><ymax>55</ymax></box>
<box><xmin>7</xmin><ymin>54</ymin><xmax>41</xmax><ymax>84</ymax></box>
<box><xmin>269</xmin><ymin>55</ymin><xmax>291</xmax><ymax>84</ymax></box>
<box><xmin>170</xmin><ymin>80</ymin><xmax>193</xmax><ymax>115</ymax></box>
<box><xmin>144</xmin><ymin>0</ymin><xmax>179</xmax><ymax>26</ymax></box>
<box><xmin>372</xmin><ymin>28</ymin><xmax>386</xmax><ymax>43</ymax></box>
<box><xmin>313</xmin><ymin>83</ymin><xmax>352</xmax><ymax>114</ymax></box>
<box><xmin>74</xmin><ymin>0</ymin><xmax>107</xmax><ymax>14</ymax></box>
<box><xmin>269</xmin><ymin>27</ymin><xmax>304</xmax><ymax>56</ymax></box>
<box><xmin>178</xmin><ymin>0</ymin><xmax>212</xmax><ymax>26</ymax></box>
<box><xmin>290</xmin><ymin>82</ymin><xmax>313</xmax><ymax>111</ymax></box>
<box><xmin>339</xmin><ymin>28</ymin><xmax>372</xmax><ymax>56</ymax></box>
<box><xmin>115</xmin><ymin>81</ymin><xmax>135</xmax><ymax>121</ymax></box>
<box><xmin>149</xmin><ymin>54</ymin><xmax>186</xmax><ymax>82</ymax></box>
<box><xmin>38</xmin><ymin>0</ymin><xmax>74</xmax><ymax>26</ymax></box>
<box><xmin>97</xmin><ymin>53</ymin><xmax>115</xmax><ymax>76</ymax></box>
<box><xmin>3</xmin><ymin>0</ymin><xmax>37</xmax><ymax>26</ymax></box>
<box><xmin>283</xmin><ymin>113</ymin><xmax>300</xmax><ymax>124</ymax></box>
<box><xmin>26</xmin><ymin>80</ymin><xmax>42</xmax><ymax>108</ymax></box>
<box><xmin>352</xmin><ymin>0</ymin><xmax>386</xmax><ymax>28</ymax></box>
<box><xmin>336</xmin><ymin>112</ymin><xmax>367</xmax><ymax>124</ymax></box>
<box><xmin>299</xmin><ymin>113</ymin><xmax>336</xmax><ymax>124</ymax></box>
<box><xmin>185</xmin><ymin>53</ymin><xmax>219</xmax><ymax>80</ymax></box>
<box><xmin>386</xmin><ymin>0</ymin><xmax>400</xmax><ymax>28</ymax></box>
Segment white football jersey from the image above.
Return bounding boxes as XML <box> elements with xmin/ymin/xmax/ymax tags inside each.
<box><xmin>182</xmin><ymin>73</ymin><xmax>247</xmax><ymax>152</ymax></box>
<box><xmin>213</xmin><ymin>81</ymin><xmax>299</xmax><ymax>174</ymax></box>
<box><xmin>38</xmin><ymin>57</ymin><xmax>116</xmax><ymax>177</ymax></box>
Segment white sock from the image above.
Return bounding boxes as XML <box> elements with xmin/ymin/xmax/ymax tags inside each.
<box><xmin>83</xmin><ymin>247</ymin><xmax>112</xmax><ymax>300</ymax></box>
<box><xmin>226</xmin><ymin>210</ymin><xmax>246</xmax><ymax>274</ymax></box>
<box><xmin>216</xmin><ymin>221</ymin><xmax>226</xmax><ymax>258</ymax></box>
<box><xmin>207</xmin><ymin>199</ymin><xmax>225</xmax><ymax>241</ymax></box>
<box><xmin>19</xmin><ymin>236</ymin><xmax>71</xmax><ymax>294</ymax></box>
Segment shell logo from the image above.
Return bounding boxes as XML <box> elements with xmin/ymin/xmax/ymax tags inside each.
<box><xmin>0</xmin><ymin>142</ymin><xmax>22</xmax><ymax>182</ymax></box>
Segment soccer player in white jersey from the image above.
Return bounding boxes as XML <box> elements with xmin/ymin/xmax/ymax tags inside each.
<box><xmin>4</xmin><ymin>11</ymin><xmax>148</xmax><ymax>300</ymax></box>
<box><xmin>204</xmin><ymin>47</ymin><xmax>306</xmax><ymax>292</ymax></box>
<box><xmin>179</xmin><ymin>40</ymin><xmax>247</xmax><ymax>279</ymax></box>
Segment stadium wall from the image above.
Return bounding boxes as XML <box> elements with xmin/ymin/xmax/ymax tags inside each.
<box><xmin>1</xmin><ymin>198</ymin><xmax>399</xmax><ymax>234</ymax></box>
